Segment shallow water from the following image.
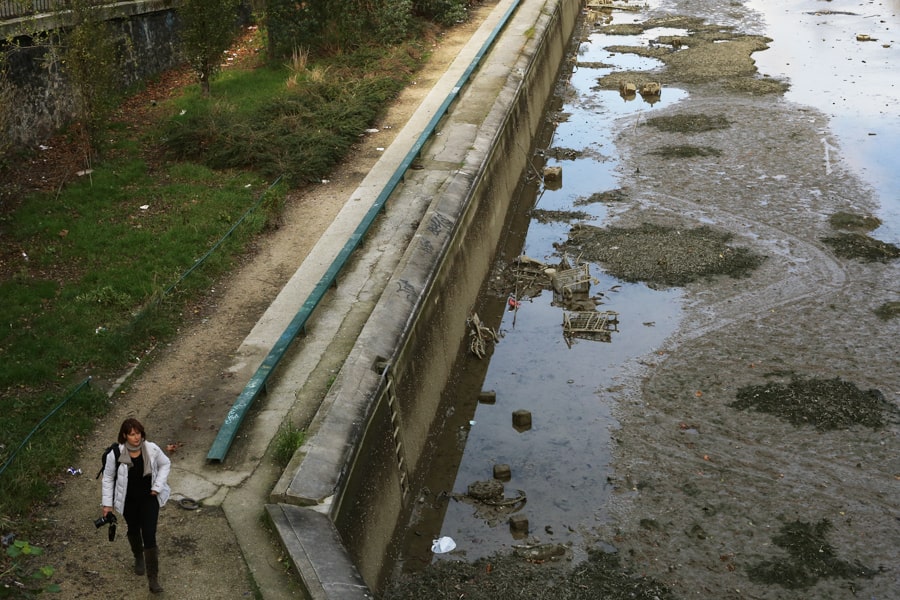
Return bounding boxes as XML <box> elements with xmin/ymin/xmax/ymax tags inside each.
<box><xmin>748</xmin><ymin>0</ymin><xmax>900</xmax><ymax>242</ymax></box>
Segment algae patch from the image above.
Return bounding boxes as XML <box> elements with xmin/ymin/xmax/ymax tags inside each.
<box><xmin>747</xmin><ymin>519</ymin><xmax>877</xmax><ymax>590</ymax></box>
<box><xmin>594</xmin><ymin>17</ymin><xmax>788</xmax><ymax>96</ymax></box>
<box><xmin>828</xmin><ymin>211</ymin><xmax>882</xmax><ymax>232</ymax></box>
<box><xmin>731</xmin><ymin>377</ymin><xmax>894</xmax><ymax>431</ymax></box>
<box><xmin>531</xmin><ymin>208</ymin><xmax>593</xmax><ymax>224</ymax></box>
<box><xmin>874</xmin><ymin>301</ymin><xmax>900</xmax><ymax>320</ymax></box>
<box><xmin>643</xmin><ymin>113</ymin><xmax>731</xmax><ymax>133</ymax></box>
<box><xmin>561</xmin><ymin>223</ymin><xmax>763</xmax><ymax>287</ymax></box>
<box><xmin>383</xmin><ymin>549</ymin><xmax>676</xmax><ymax>600</ymax></box>
<box><xmin>648</xmin><ymin>144</ymin><xmax>721</xmax><ymax>159</ymax></box>
<box><xmin>575</xmin><ymin>188</ymin><xmax>630</xmax><ymax>205</ymax></box>
<box><xmin>821</xmin><ymin>232</ymin><xmax>900</xmax><ymax>263</ymax></box>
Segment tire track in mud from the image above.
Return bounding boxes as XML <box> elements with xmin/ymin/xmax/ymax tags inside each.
<box><xmin>645</xmin><ymin>189</ymin><xmax>849</xmax><ymax>349</ymax></box>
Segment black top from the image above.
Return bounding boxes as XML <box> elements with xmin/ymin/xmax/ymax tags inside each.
<box><xmin>126</xmin><ymin>452</ymin><xmax>152</xmax><ymax>500</ymax></box>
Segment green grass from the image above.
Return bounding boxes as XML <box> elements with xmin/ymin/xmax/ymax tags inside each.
<box><xmin>0</xmin><ymin>33</ymin><xmax>425</xmax><ymax>523</ymax></box>
<box><xmin>272</xmin><ymin>420</ymin><xmax>306</xmax><ymax>467</ymax></box>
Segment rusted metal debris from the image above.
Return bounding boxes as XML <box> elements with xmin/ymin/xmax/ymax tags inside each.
<box><xmin>549</xmin><ymin>262</ymin><xmax>593</xmax><ymax>298</ymax></box>
<box><xmin>563</xmin><ymin>310</ymin><xmax>619</xmax><ymax>346</ymax></box>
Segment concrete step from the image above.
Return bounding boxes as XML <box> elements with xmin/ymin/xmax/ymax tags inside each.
<box><xmin>266</xmin><ymin>503</ymin><xmax>371</xmax><ymax>600</ymax></box>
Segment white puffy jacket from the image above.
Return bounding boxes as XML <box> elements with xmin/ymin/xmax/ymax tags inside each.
<box><xmin>100</xmin><ymin>442</ymin><xmax>171</xmax><ymax>514</ymax></box>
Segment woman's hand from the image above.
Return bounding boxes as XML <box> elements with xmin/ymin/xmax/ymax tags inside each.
<box><xmin>102</xmin><ymin>506</ymin><xmax>112</xmax><ymax>517</ymax></box>
<box><xmin>151</xmin><ymin>491</ymin><xmax>158</xmax><ymax>496</ymax></box>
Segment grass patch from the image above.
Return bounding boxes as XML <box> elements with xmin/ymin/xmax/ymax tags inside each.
<box><xmin>0</xmin><ymin>162</ymin><xmax>271</xmax><ymax>387</ymax></box>
<box><xmin>271</xmin><ymin>420</ymin><xmax>306</xmax><ymax>467</ymax></box>
<box><xmin>161</xmin><ymin>45</ymin><xmax>419</xmax><ymax>185</ymax></box>
<box><xmin>0</xmin><ymin>33</ymin><xmax>433</xmax><ymax>523</ymax></box>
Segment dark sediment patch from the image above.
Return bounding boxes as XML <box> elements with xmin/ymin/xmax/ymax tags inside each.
<box><xmin>382</xmin><ymin>549</ymin><xmax>677</xmax><ymax>600</ymax></box>
<box><xmin>561</xmin><ymin>223</ymin><xmax>764</xmax><ymax>287</ymax></box>
<box><xmin>647</xmin><ymin>144</ymin><xmax>721</xmax><ymax>158</ymax></box>
<box><xmin>746</xmin><ymin>519</ymin><xmax>878</xmax><ymax>590</ymax></box>
<box><xmin>821</xmin><ymin>232</ymin><xmax>900</xmax><ymax>262</ymax></box>
<box><xmin>574</xmin><ymin>188</ymin><xmax>629</xmax><ymax>205</ymax></box>
<box><xmin>828</xmin><ymin>211</ymin><xmax>882</xmax><ymax>232</ymax></box>
<box><xmin>643</xmin><ymin>113</ymin><xmax>730</xmax><ymax>133</ymax></box>
<box><xmin>531</xmin><ymin>208</ymin><xmax>593</xmax><ymax>224</ymax></box>
<box><xmin>874</xmin><ymin>301</ymin><xmax>900</xmax><ymax>320</ymax></box>
<box><xmin>730</xmin><ymin>376</ymin><xmax>894</xmax><ymax>431</ymax></box>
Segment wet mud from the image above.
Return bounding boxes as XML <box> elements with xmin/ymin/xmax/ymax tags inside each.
<box><xmin>387</xmin><ymin>0</ymin><xmax>899</xmax><ymax>598</ymax></box>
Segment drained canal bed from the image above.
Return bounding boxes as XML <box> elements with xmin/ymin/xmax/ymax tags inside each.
<box><xmin>395</xmin><ymin>6</ymin><xmax>691</xmax><ymax>567</ymax></box>
<box><xmin>384</xmin><ymin>0</ymin><xmax>899</xmax><ymax>598</ymax></box>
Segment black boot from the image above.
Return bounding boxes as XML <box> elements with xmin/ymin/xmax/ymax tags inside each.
<box><xmin>144</xmin><ymin>547</ymin><xmax>163</xmax><ymax>593</ymax></box>
<box><xmin>126</xmin><ymin>531</ymin><xmax>145</xmax><ymax>576</ymax></box>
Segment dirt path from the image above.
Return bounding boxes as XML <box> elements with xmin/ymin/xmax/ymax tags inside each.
<box><xmin>38</xmin><ymin>5</ymin><xmax>497</xmax><ymax>599</ymax></box>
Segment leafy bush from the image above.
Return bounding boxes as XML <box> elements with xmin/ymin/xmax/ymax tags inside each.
<box><xmin>160</xmin><ymin>47</ymin><xmax>416</xmax><ymax>185</ymax></box>
<box><xmin>415</xmin><ymin>0</ymin><xmax>471</xmax><ymax>26</ymax></box>
<box><xmin>265</xmin><ymin>0</ymin><xmax>447</xmax><ymax>56</ymax></box>
<box><xmin>1</xmin><ymin>538</ymin><xmax>60</xmax><ymax>594</ymax></box>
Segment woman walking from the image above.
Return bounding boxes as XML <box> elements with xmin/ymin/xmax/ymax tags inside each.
<box><xmin>101</xmin><ymin>418</ymin><xmax>171</xmax><ymax>593</ymax></box>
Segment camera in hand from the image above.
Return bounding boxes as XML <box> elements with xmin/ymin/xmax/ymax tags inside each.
<box><xmin>94</xmin><ymin>512</ymin><xmax>117</xmax><ymax>542</ymax></box>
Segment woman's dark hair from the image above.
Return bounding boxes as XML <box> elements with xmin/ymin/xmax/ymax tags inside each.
<box><xmin>117</xmin><ymin>418</ymin><xmax>146</xmax><ymax>444</ymax></box>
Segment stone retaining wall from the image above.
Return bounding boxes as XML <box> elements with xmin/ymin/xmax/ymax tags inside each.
<box><xmin>1</xmin><ymin>1</ymin><xmax>180</xmax><ymax>146</ymax></box>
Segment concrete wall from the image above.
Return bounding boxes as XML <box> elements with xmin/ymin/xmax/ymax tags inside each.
<box><xmin>1</xmin><ymin>1</ymin><xmax>181</xmax><ymax>146</ymax></box>
<box><xmin>330</xmin><ymin>0</ymin><xmax>582</xmax><ymax>591</ymax></box>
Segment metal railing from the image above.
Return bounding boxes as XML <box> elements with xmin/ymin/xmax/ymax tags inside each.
<box><xmin>206</xmin><ymin>0</ymin><xmax>524</xmax><ymax>463</ymax></box>
<box><xmin>1</xmin><ymin>0</ymin><xmax>65</xmax><ymax>20</ymax></box>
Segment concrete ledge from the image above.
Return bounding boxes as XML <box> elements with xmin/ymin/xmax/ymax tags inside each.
<box><xmin>268</xmin><ymin>0</ymin><xmax>581</xmax><ymax>594</ymax></box>
<box><xmin>266</xmin><ymin>503</ymin><xmax>370</xmax><ymax>600</ymax></box>
<box><xmin>268</xmin><ymin>0</ymin><xmax>525</xmax><ymax>509</ymax></box>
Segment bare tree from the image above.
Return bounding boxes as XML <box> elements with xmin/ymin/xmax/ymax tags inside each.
<box><xmin>179</xmin><ymin>0</ymin><xmax>240</xmax><ymax>96</ymax></box>
<box><xmin>58</xmin><ymin>0</ymin><xmax>122</xmax><ymax>164</ymax></box>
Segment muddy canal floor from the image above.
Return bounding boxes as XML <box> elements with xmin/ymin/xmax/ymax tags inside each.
<box><xmin>385</xmin><ymin>0</ymin><xmax>899</xmax><ymax>598</ymax></box>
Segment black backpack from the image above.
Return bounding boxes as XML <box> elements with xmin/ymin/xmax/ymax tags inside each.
<box><xmin>95</xmin><ymin>443</ymin><xmax>120</xmax><ymax>480</ymax></box>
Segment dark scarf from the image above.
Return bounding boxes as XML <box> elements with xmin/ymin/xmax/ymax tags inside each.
<box><xmin>118</xmin><ymin>441</ymin><xmax>152</xmax><ymax>477</ymax></box>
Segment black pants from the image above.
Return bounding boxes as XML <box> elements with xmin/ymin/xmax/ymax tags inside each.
<box><xmin>123</xmin><ymin>493</ymin><xmax>160</xmax><ymax>549</ymax></box>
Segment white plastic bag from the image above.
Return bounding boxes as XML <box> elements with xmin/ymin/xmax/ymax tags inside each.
<box><xmin>431</xmin><ymin>536</ymin><xmax>456</xmax><ymax>554</ymax></box>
